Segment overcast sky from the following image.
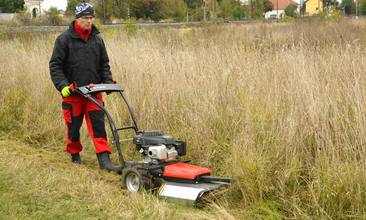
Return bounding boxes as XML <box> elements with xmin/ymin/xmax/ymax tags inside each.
<box><xmin>42</xmin><ymin>0</ymin><xmax>67</xmax><ymax>10</ymax></box>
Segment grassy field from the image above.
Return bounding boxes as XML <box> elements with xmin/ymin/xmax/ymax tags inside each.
<box><xmin>1</xmin><ymin>19</ymin><xmax>366</xmax><ymax>219</ymax></box>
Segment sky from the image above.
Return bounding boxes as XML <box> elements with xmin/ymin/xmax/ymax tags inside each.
<box><xmin>42</xmin><ymin>0</ymin><xmax>67</xmax><ymax>11</ymax></box>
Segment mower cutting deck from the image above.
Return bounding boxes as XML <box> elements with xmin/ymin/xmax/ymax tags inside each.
<box><xmin>73</xmin><ymin>83</ymin><xmax>231</xmax><ymax>205</ymax></box>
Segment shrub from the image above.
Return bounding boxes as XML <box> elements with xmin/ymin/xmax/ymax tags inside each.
<box><xmin>360</xmin><ymin>0</ymin><xmax>366</xmax><ymax>15</ymax></box>
<box><xmin>285</xmin><ymin>4</ymin><xmax>298</xmax><ymax>17</ymax></box>
<box><xmin>124</xmin><ymin>19</ymin><xmax>137</xmax><ymax>35</ymax></box>
<box><xmin>16</xmin><ymin>10</ymin><xmax>31</xmax><ymax>23</ymax></box>
<box><xmin>341</xmin><ymin>0</ymin><xmax>356</xmax><ymax>15</ymax></box>
<box><xmin>283</xmin><ymin>15</ymin><xmax>294</xmax><ymax>22</ymax></box>
<box><xmin>46</xmin><ymin>7</ymin><xmax>63</xmax><ymax>25</ymax></box>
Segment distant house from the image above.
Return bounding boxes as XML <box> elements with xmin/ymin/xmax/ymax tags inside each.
<box><xmin>240</xmin><ymin>0</ymin><xmax>249</xmax><ymax>5</ymax></box>
<box><xmin>24</xmin><ymin>0</ymin><xmax>44</xmax><ymax>18</ymax></box>
<box><xmin>305</xmin><ymin>0</ymin><xmax>323</xmax><ymax>15</ymax></box>
<box><xmin>0</xmin><ymin>0</ymin><xmax>44</xmax><ymax>22</ymax></box>
<box><xmin>265</xmin><ymin>0</ymin><xmax>299</xmax><ymax>19</ymax></box>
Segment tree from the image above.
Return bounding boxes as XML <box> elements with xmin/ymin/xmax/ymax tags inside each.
<box><xmin>252</xmin><ymin>0</ymin><xmax>264</xmax><ymax>18</ymax></box>
<box><xmin>47</xmin><ymin>7</ymin><xmax>63</xmax><ymax>25</ymax></box>
<box><xmin>219</xmin><ymin>0</ymin><xmax>233</xmax><ymax>19</ymax></box>
<box><xmin>284</xmin><ymin>4</ymin><xmax>297</xmax><ymax>17</ymax></box>
<box><xmin>219</xmin><ymin>0</ymin><xmax>245</xmax><ymax>20</ymax></box>
<box><xmin>163</xmin><ymin>0</ymin><xmax>187</xmax><ymax>22</ymax></box>
<box><xmin>130</xmin><ymin>0</ymin><xmax>145</xmax><ymax>19</ymax></box>
<box><xmin>124</xmin><ymin>0</ymin><xmax>167</xmax><ymax>21</ymax></box>
<box><xmin>0</xmin><ymin>0</ymin><xmax>24</xmax><ymax>13</ymax></box>
<box><xmin>66</xmin><ymin>0</ymin><xmax>80</xmax><ymax>16</ymax></box>
<box><xmin>64</xmin><ymin>0</ymin><xmax>253</xmax><ymax>22</ymax></box>
<box><xmin>143</xmin><ymin>0</ymin><xmax>165</xmax><ymax>22</ymax></box>
<box><xmin>112</xmin><ymin>0</ymin><xmax>128</xmax><ymax>19</ymax></box>
<box><xmin>232</xmin><ymin>1</ymin><xmax>246</xmax><ymax>19</ymax></box>
<box><xmin>185</xmin><ymin>0</ymin><xmax>202</xmax><ymax>8</ymax></box>
<box><xmin>94</xmin><ymin>0</ymin><xmax>116</xmax><ymax>23</ymax></box>
<box><xmin>341</xmin><ymin>0</ymin><xmax>355</xmax><ymax>15</ymax></box>
<box><xmin>184</xmin><ymin>0</ymin><xmax>206</xmax><ymax>21</ymax></box>
<box><xmin>360</xmin><ymin>0</ymin><xmax>366</xmax><ymax>15</ymax></box>
<box><xmin>263</xmin><ymin>0</ymin><xmax>273</xmax><ymax>13</ymax></box>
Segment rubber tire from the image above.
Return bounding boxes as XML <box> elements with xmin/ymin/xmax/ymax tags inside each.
<box><xmin>121</xmin><ymin>167</ymin><xmax>152</xmax><ymax>192</ymax></box>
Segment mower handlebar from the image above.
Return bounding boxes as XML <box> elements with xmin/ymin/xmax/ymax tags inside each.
<box><xmin>72</xmin><ymin>83</ymin><xmax>124</xmax><ymax>95</ymax></box>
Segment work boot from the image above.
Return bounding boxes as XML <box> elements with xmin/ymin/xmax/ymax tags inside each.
<box><xmin>96</xmin><ymin>152</ymin><xmax>122</xmax><ymax>174</ymax></box>
<box><xmin>71</xmin><ymin>153</ymin><xmax>81</xmax><ymax>164</ymax></box>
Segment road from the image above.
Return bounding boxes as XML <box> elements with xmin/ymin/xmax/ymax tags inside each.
<box><xmin>0</xmin><ymin>20</ymin><xmax>258</xmax><ymax>32</ymax></box>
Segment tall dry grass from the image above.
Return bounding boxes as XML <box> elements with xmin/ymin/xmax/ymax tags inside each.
<box><xmin>1</xmin><ymin>19</ymin><xmax>366</xmax><ymax>218</ymax></box>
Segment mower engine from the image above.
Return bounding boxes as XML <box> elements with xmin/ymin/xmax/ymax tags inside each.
<box><xmin>130</xmin><ymin>130</ymin><xmax>230</xmax><ymax>205</ymax></box>
<box><xmin>133</xmin><ymin>130</ymin><xmax>186</xmax><ymax>164</ymax></box>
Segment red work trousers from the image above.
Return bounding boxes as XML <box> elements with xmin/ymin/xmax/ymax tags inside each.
<box><xmin>61</xmin><ymin>93</ymin><xmax>112</xmax><ymax>154</ymax></box>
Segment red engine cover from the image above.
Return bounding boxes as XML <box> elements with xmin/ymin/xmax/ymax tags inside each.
<box><xmin>163</xmin><ymin>163</ymin><xmax>211</xmax><ymax>180</ymax></box>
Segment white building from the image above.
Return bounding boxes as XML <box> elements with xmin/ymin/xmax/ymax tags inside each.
<box><xmin>24</xmin><ymin>0</ymin><xmax>44</xmax><ymax>18</ymax></box>
<box><xmin>240</xmin><ymin>0</ymin><xmax>250</xmax><ymax>5</ymax></box>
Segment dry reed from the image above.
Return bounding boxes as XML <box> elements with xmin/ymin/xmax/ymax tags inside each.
<box><xmin>0</xmin><ymin>19</ymin><xmax>366</xmax><ymax>218</ymax></box>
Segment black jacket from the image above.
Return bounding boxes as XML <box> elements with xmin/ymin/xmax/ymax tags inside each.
<box><xmin>49</xmin><ymin>21</ymin><xmax>113</xmax><ymax>92</ymax></box>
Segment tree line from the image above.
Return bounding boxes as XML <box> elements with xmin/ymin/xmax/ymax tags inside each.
<box><xmin>1</xmin><ymin>0</ymin><xmax>366</xmax><ymax>23</ymax></box>
<box><xmin>66</xmin><ymin>0</ymin><xmax>274</xmax><ymax>22</ymax></box>
<box><xmin>0</xmin><ymin>0</ymin><xmax>24</xmax><ymax>13</ymax></box>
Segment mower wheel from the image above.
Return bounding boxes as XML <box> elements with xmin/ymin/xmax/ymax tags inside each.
<box><xmin>121</xmin><ymin>167</ymin><xmax>152</xmax><ymax>192</ymax></box>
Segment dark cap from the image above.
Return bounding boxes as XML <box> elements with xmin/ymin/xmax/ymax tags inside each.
<box><xmin>75</xmin><ymin>2</ymin><xmax>94</xmax><ymax>18</ymax></box>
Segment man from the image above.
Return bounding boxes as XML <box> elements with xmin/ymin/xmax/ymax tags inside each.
<box><xmin>49</xmin><ymin>2</ymin><xmax>120</xmax><ymax>173</ymax></box>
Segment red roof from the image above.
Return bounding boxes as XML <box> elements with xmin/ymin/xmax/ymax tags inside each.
<box><xmin>270</xmin><ymin>0</ymin><xmax>298</xmax><ymax>10</ymax></box>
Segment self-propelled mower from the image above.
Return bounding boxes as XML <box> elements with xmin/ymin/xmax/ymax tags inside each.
<box><xmin>73</xmin><ymin>83</ymin><xmax>231</xmax><ymax>205</ymax></box>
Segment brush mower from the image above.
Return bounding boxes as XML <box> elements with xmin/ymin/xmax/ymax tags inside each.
<box><xmin>73</xmin><ymin>83</ymin><xmax>231</xmax><ymax>205</ymax></box>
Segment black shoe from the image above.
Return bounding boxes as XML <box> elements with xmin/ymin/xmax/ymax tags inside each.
<box><xmin>96</xmin><ymin>152</ymin><xmax>122</xmax><ymax>174</ymax></box>
<box><xmin>71</xmin><ymin>153</ymin><xmax>81</xmax><ymax>164</ymax></box>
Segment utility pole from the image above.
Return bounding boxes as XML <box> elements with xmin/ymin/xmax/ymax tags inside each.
<box><xmin>277</xmin><ymin>0</ymin><xmax>279</xmax><ymax>20</ymax></box>
<box><xmin>102</xmin><ymin>0</ymin><xmax>106</xmax><ymax>24</ymax></box>
<box><xmin>203</xmin><ymin>0</ymin><xmax>206</xmax><ymax>22</ymax></box>
<box><xmin>249</xmin><ymin>0</ymin><xmax>252</xmax><ymax>18</ymax></box>
<box><xmin>186</xmin><ymin>0</ymin><xmax>189</xmax><ymax>22</ymax></box>
<box><xmin>300</xmin><ymin>0</ymin><xmax>303</xmax><ymax>17</ymax></box>
<box><xmin>356</xmin><ymin>0</ymin><xmax>359</xmax><ymax>17</ymax></box>
<box><xmin>127</xmin><ymin>4</ymin><xmax>130</xmax><ymax>19</ymax></box>
<box><xmin>39</xmin><ymin>0</ymin><xmax>41</xmax><ymax>18</ymax></box>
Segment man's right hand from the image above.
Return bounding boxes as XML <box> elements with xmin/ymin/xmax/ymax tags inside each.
<box><xmin>61</xmin><ymin>86</ymin><xmax>71</xmax><ymax>97</ymax></box>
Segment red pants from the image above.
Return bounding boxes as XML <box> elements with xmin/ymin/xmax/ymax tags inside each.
<box><xmin>61</xmin><ymin>93</ymin><xmax>112</xmax><ymax>154</ymax></box>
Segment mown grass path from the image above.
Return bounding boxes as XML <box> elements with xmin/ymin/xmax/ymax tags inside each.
<box><xmin>0</xmin><ymin>140</ymin><xmax>229</xmax><ymax>220</ymax></box>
